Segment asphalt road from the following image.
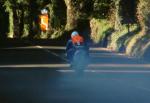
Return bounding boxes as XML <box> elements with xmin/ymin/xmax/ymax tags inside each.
<box><xmin>0</xmin><ymin>45</ymin><xmax>150</xmax><ymax>103</ymax></box>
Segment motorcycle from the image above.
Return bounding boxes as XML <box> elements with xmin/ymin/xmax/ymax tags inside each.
<box><xmin>71</xmin><ymin>45</ymin><xmax>89</xmax><ymax>72</ymax></box>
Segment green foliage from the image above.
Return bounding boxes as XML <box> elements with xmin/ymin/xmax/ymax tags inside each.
<box><xmin>109</xmin><ymin>24</ymin><xmax>139</xmax><ymax>51</ymax></box>
<box><xmin>137</xmin><ymin>0</ymin><xmax>150</xmax><ymax>31</ymax></box>
<box><xmin>48</xmin><ymin>1</ymin><xmax>61</xmax><ymax>29</ymax></box>
<box><xmin>46</xmin><ymin>0</ymin><xmax>66</xmax><ymax>38</ymax></box>
<box><xmin>92</xmin><ymin>0</ymin><xmax>114</xmax><ymax>18</ymax></box>
<box><xmin>1</xmin><ymin>0</ymin><xmax>117</xmax><ymax>39</ymax></box>
<box><xmin>90</xmin><ymin>18</ymin><xmax>112</xmax><ymax>44</ymax></box>
<box><xmin>2</xmin><ymin>0</ymin><xmax>150</xmax><ymax>58</ymax></box>
<box><xmin>3</xmin><ymin>0</ymin><xmax>11</xmax><ymax>12</ymax></box>
<box><xmin>50</xmin><ymin>28</ymin><xmax>65</xmax><ymax>39</ymax></box>
<box><xmin>125</xmin><ymin>0</ymin><xmax>150</xmax><ymax>57</ymax></box>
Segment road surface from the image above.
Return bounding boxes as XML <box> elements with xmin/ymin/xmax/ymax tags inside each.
<box><xmin>0</xmin><ymin>45</ymin><xmax>150</xmax><ymax>103</ymax></box>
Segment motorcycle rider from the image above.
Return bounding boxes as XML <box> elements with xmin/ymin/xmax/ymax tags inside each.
<box><xmin>66</xmin><ymin>31</ymin><xmax>88</xmax><ymax>63</ymax></box>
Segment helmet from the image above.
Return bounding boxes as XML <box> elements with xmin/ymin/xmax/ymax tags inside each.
<box><xmin>41</xmin><ymin>9</ymin><xmax>48</xmax><ymax>14</ymax></box>
<box><xmin>71</xmin><ymin>31</ymin><xmax>79</xmax><ymax>38</ymax></box>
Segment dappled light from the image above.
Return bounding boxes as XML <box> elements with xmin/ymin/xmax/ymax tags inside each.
<box><xmin>0</xmin><ymin>0</ymin><xmax>150</xmax><ymax>58</ymax></box>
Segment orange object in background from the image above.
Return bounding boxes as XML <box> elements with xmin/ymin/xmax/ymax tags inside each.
<box><xmin>40</xmin><ymin>14</ymin><xmax>48</xmax><ymax>31</ymax></box>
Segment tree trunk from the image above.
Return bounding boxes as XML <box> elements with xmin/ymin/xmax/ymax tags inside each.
<box><xmin>7</xmin><ymin>9</ymin><xmax>14</xmax><ymax>38</ymax></box>
<box><xmin>114</xmin><ymin>0</ymin><xmax>122</xmax><ymax>30</ymax></box>
<box><xmin>22</xmin><ymin>7</ymin><xmax>30</xmax><ymax>38</ymax></box>
<box><xmin>13</xmin><ymin>8</ymin><xmax>22</xmax><ymax>38</ymax></box>
<box><xmin>64</xmin><ymin>0</ymin><xmax>78</xmax><ymax>31</ymax></box>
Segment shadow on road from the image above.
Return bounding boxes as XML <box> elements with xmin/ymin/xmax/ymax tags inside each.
<box><xmin>0</xmin><ymin>68</ymin><xmax>62</xmax><ymax>103</ymax></box>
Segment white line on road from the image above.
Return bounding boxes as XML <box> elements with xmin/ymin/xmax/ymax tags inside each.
<box><xmin>57</xmin><ymin>69</ymin><xmax>150</xmax><ymax>73</ymax></box>
<box><xmin>36</xmin><ymin>46</ymin><xmax>68</xmax><ymax>62</ymax></box>
<box><xmin>1</xmin><ymin>64</ymin><xmax>150</xmax><ymax>73</ymax></box>
<box><xmin>0</xmin><ymin>64</ymin><xmax>70</xmax><ymax>68</ymax></box>
<box><xmin>88</xmin><ymin>64</ymin><xmax>150</xmax><ymax>68</ymax></box>
<box><xmin>1</xmin><ymin>64</ymin><xmax>150</xmax><ymax>68</ymax></box>
<box><xmin>2</xmin><ymin>46</ymin><xmax>111</xmax><ymax>51</ymax></box>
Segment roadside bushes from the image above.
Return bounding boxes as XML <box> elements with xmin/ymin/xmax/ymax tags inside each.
<box><xmin>90</xmin><ymin>18</ymin><xmax>112</xmax><ymax>45</ymax></box>
<box><xmin>126</xmin><ymin>0</ymin><xmax>150</xmax><ymax>57</ymax></box>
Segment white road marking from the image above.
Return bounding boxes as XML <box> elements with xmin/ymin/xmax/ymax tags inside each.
<box><xmin>1</xmin><ymin>46</ymin><xmax>113</xmax><ymax>52</ymax></box>
<box><xmin>57</xmin><ymin>69</ymin><xmax>150</xmax><ymax>73</ymax></box>
<box><xmin>35</xmin><ymin>46</ymin><xmax>68</xmax><ymax>62</ymax></box>
<box><xmin>1</xmin><ymin>46</ymin><xmax>66</xmax><ymax>50</ymax></box>
<box><xmin>88</xmin><ymin>64</ymin><xmax>150</xmax><ymax>68</ymax></box>
<box><xmin>85</xmin><ymin>70</ymin><xmax>150</xmax><ymax>73</ymax></box>
<box><xmin>1</xmin><ymin>64</ymin><xmax>150</xmax><ymax>74</ymax></box>
<box><xmin>0</xmin><ymin>64</ymin><xmax>70</xmax><ymax>68</ymax></box>
<box><xmin>1</xmin><ymin>64</ymin><xmax>150</xmax><ymax>69</ymax></box>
